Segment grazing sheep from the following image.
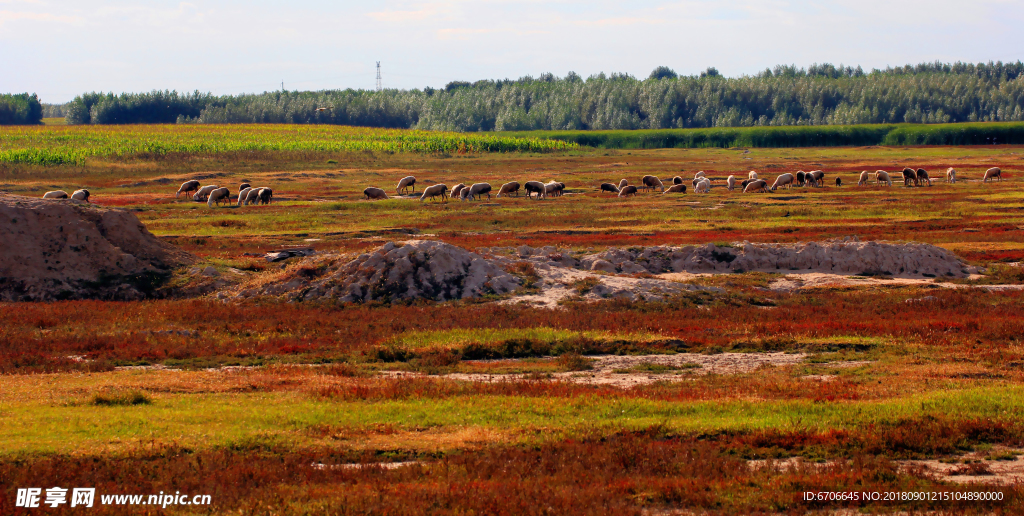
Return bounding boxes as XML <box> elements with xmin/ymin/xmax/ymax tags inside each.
<box><xmin>244</xmin><ymin>188</ymin><xmax>262</xmax><ymax>205</ymax></box>
<box><xmin>396</xmin><ymin>176</ymin><xmax>416</xmax><ymax>195</ymax></box>
<box><xmin>672</xmin><ymin>176</ymin><xmax>684</xmax><ymax>185</ymax></box>
<box><xmin>835</xmin><ymin>177</ymin><xmax>843</xmax><ymax>187</ymax></box>
<box><xmin>664</xmin><ymin>184</ymin><xmax>687</xmax><ymax>194</ymax></box>
<box><xmin>744</xmin><ymin>179</ymin><xmax>768</xmax><ymax>193</ymax></box>
<box><xmin>460</xmin><ymin>188</ymin><xmax>471</xmax><ymax>201</ymax></box>
<box><xmin>497</xmin><ymin>181</ymin><xmax>520</xmax><ymax>198</ymax></box>
<box><xmin>176</xmin><ymin>180</ymin><xmax>200</xmax><ymax>198</ymax></box>
<box><xmin>984</xmin><ymin>167</ymin><xmax>1002</xmax><ymax>182</ymax></box>
<box><xmin>193</xmin><ymin>185</ymin><xmax>219</xmax><ymax>202</ymax></box>
<box><xmin>420</xmin><ymin>183</ymin><xmax>448</xmax><ymax>202</ymax></box>
<box><xmin>237</xmin><ymin>187</ymin><xmax>252</xmax><ymax>205</ymax></box>
<box><xmin>363</xmin><ymin>187</ymin><xmax>389</xmax><ymax>200</ymax></box>
<box><xmin>642</xmin><ymin>175</ymin><xmax>665</xmax><ymax>192</ymax></box>
<box><xmin>71</xmin><ymin>189</ymin><xmax>90</xmax><ymax>202</ymax></box>
<box><xmin>465</xmin><ymin>183</ymin><xmax>492</xmax><ymax>200</ymax></box>
<box><xmin>769</xmin><ymin>173</ymin><xmax>794</xmax><ymax>191</ymax></box>
<box><xmin>726</xmin><ymin>175</ymin><xmax>736</xmax><ymax>190</ymax></box>
<box><xmin>694</xmin><ymin>171</ymin><xmax>706</xmax><ymax>180</ymax></box>
<box><xmin>875</xmin><ymin>170</ymin><xmax>892</xmax><ymax>186</ymax></box>
<box><xmin>807</xmin><ymin>170</ymin><xmax>825</xmax><ymax>187</ymax></box>
<box><xmin>618</xmin><ymin>185</ymin><xmax>638</xmax><ymax>197</ymax></box>
<box><xmin>695</xmin><ymin>179</ymin><xmax>711</xmax><ymax>193</ymax></box>
<box><xmin>450</xmin><ymin>183</ymin><xmax>467</xmax><ymax>199</ymax></box>
<box><xmin>795</xmin><ymin>171</ymin><xmax>806</xmax><ymax>186</ymax></box>
<box><xmin>42</xmin><ymin>190</ymin><xmax>68</xmax><ymax>199</ymax></box>
<box><xmin>916</xmin><ymin>168</ymin><xmax>932</xmax><ymax>187</ymax></box>
<box><xmin>740</xmin><ymin>178</ymin><xmax>754</xmax><ymax>189</ymax></box>
<box><xmin>747</xmin><ymin>171</ymin><xmax>758</xmax><ymax>180</ymax></box>
<box><xmin>257</xmin><ymin>188</ymin><xmax>273</xmax><ymax>205</ymax></box>
<box><xmin>901</xmin><ymin>167</ymin><xmax>918</xmax><ymax>187</ymax></box>
<box><xmin>600</xmin><ymin>183</ymin><xmax>620</xmax><ymax>194</ymax></box>
<box><xmin>618</xmin><ymin>179</ymin><xmax>628</xmax><ymax>190</ymax></box>
<box><xmin>239</xmin><ymin>183</ymin><xmax>251</xmax><ymax>193</ymax></box>
<box><xmin>946</xmin><ymin>167</ymin><xmax>957</xmax><ymax>183</ymax></box>
<box><xmin>544</xmin><ymin>181</ymin><xmax>564</xmax><ymax>197</ymax></box>
<box><xmin>857</xmin><ymin>171</ymin><xmax>870</xmax><ymax>186</ymax></box>
<box><xmin>524</xmin><ymin>181</ymin><xmax>546</xmax><ymax>199</ymax></box>
<box><xmin>207</xmin><ymin>187</ymin><xmax>231</xmax><ymax>207</ymax></box>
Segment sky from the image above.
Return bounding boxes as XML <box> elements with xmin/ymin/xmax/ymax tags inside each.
<box><xmin>2</xmin><ymin>0</ymin><xmax>1023</xmax><ymax>103</ymax></box>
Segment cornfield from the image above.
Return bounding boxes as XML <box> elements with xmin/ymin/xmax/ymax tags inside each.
<box><xmin>0</xmin><ymin>124</ymin><xmax>578</xmax><ymax>165</ymax></box>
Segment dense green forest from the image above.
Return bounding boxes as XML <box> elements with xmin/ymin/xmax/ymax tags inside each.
<box><xmin>0</xmin><ymin>94</ymin><xmax>43</xmax><ymax>125</ymax></box>
<box><xmin>44</xmin><ymin>62</ymin><xmax>1024</xmax><ymax>131</ymax></box>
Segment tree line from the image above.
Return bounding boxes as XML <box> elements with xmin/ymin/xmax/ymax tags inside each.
<box><xmin>30</xmin><ymin>61</ymin><xmax>1024</xmax><ymax>130</ymax></box>
<box><xmin>0</xmin><ymin>94</ymin><xmax>43</xmax><ymax>125</ymax></box>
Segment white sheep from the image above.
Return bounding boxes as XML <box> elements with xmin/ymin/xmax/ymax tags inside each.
<box><xmin>420</xmin><ymin>184</ymin><xmax>448</xmax><ymax>202</ymax></box>
<box><xmin>396</xmin><ymin>176</ymin><xmax>416</xmax><ymax>195</ymax></box>
<box><xmin>875</xmin><ymin>170</ymin><xmax>892</xmax><ymax>186</ymax></box>
<box><xmin>858</xmin><ymin>171</ymin><xmax>870</xmax><ymax>186</ymax></box>
<box><xmin>176</xmin><ymin>180</ymin><xmax>200</xmax><ymax>198</ymax></box>
<box><xmin>207</xmin><ymin>187</ymin><xmax>231</xmax><ymax>207</ymax></box>
<box><xmin>466</xmin><ymin>183</ymin><xmax>493</xmax><ymax>200</ymax></box>
<box><xmin>747</xmin><ymin>171</ymin><xmax>758</xmax><ymax>180</ymax></box>
<box><xmin>769</xmin><ymin>173</ymin><xmax>794</xmax><ymax>191</ymax></box>
<box><xmin>71</xmin><ymin>189</ymin><xmax>90</xmax><ymax>202</ymax></box>
<box><xmin>618</xmin><ymin>179</ymin><xmax>628</xmax><ymax>190</ymax></box>
<box><xmin>42</xmin><ymin>190</ymin><xmax>68</xmax><ymax>199</ymax></box>
<box><xmin>244</xmin><ymin>187</ymin><xmax>263</xmax><ymax>205</ymax></box>
<box><xmin>238</xmin><ymin>187</ymin><xmax>253</xmax><ymax>205</ymax></box>
<box><xmin>726</xmin><ymin>175</ymin><xmax>736</xmax><ymax>190</ymax></box>
<box><xmin>694</xmin><ymin>171</ymin><xmax>706</xmax><ymax>180</ymax></box>
<box><xmin>496</xmin><ymin>181</ymin><xmax>520</xmax><ymax>198</ymax></box>
<box><xmin>363</xmin><ymin>187</ymin><xmax>388</xmax><ymax>200</ymax></box>
<box><xmin>450</xmin><ymin>183</ymin><xmax>467</xmax><ymax>199</ymax></box>
<box><xmin>543</xmin><ymin>181</ymin><xmax>563</xmax><ymax>197</ymax></box>
<box><xmin>983</xmin><ymin>167</ymin><xmax>1002</xmax><ymax>182</ymax></box>
<box><xmin>743</xmin><ymin>179</ymin><xmax>768</xmax><ymax>193</ymax></box>
<box><xmin>695</xmin><ymin>179</ymin><xmax>711</xmax><ymax>193</ymax></box>
<box><xmin>193</xmin><ymin>185</ymin><xmax>219</xmax><ymax>202</ymax></box>
<box><xmin>946</xmin><ymin>167</ymin><xmax>957</xmax><ymax>183</ymax></box>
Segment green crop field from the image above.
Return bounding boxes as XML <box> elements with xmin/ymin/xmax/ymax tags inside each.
<box><xmin>1</xmin><ymin>124</ymin><xmax>1023</xmax><ymax>514</ymax></box>
<box><xmin>0</xmin><ymin>123</ymin><xmax>578</xmax><ymax>166</ymax></box>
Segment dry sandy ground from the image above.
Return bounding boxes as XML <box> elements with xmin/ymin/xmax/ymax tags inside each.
<box><xmin>766</xmin><ymin>272</ymin><xmax>1024</xmax><ymax>292</ymax></box>
<box><xmin>503</xmin><ymin>266</ymin><xmax>713</xmax><ymax>309</ymax></box>
<box><xmin>383</xmin><ymin>353</ymin><xmax>871</xmax><ymax>387</ymax></box>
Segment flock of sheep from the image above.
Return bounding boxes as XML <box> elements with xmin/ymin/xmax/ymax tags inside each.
<box><xmin>359</xmin><ymin>166</ymin><xmax>1004</xmax><ymax>203</ymax></box>
<box><xmin>39</xmin><ymin>166</ymin><xmax>1005</xmax><ymax>206</ymax></box>
<box><xmin>175</xmin><ymin>180</ymin><xmax>273</xmax><ymax>207</ymax></box>
<box><xmin>363</xmin><ymin>176</ymin><xmax>564</xmax><ymax>202</ymax></box>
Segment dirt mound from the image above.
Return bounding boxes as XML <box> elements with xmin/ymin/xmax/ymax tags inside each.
<box><xmin>233</xmin><ymin>240</ymin><xmax>521</xmax><ymax>302</ymax></box>
<box><xmin>576</xmin><ymin>238</ymin><xmax>968</xmax><ymax>278</ymax></box>
<box><xmin>0</xmin><ymin>194</ymin><xmax>193</xmax><ymax>301</ymax></box>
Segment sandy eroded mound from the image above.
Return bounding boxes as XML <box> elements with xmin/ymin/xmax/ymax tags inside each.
<box><xmin>0</xmin><ymin>194</ymin><xmax>193</xmax><ymax>301</ymax></box>
<box><xmin>232</xmin><ymin>237</ymin><xmax>968</xmax><ymax>305</ymax></box>
<box><xmin>576</xmin><ymin>238</ymin><xmax>968</xmax><ymax>278</ymax></box>
<box><xmin>234</xmin><ymin>240</ymin><xmax>521</xmax><ymax>302</ymax></box>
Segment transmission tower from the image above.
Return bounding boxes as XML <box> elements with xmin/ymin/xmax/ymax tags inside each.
<box><xmin>375</xmin><ymin>62</ymin><xmax>382</xmax><ymax>91</ymax></box>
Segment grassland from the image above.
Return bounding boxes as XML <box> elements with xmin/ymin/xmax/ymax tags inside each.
<box><xmin>1</xmin><ymin>127</ymin><xmax>1023</xmax><ymax>514</ymax></box>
